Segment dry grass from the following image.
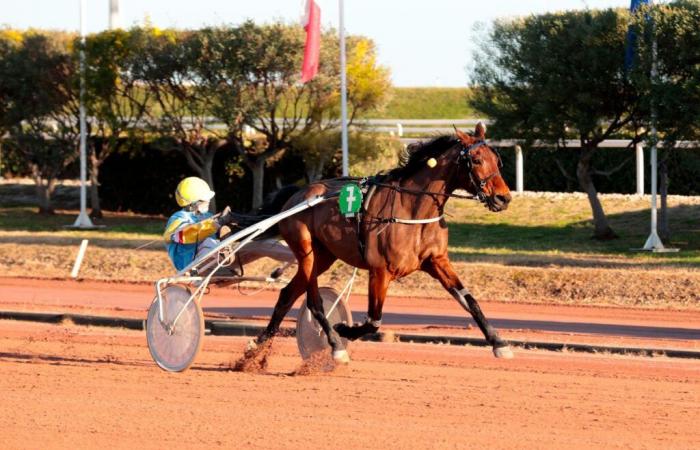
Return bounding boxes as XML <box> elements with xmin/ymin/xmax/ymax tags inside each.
<box><xmin>0</xmin><ymin>193</ymin><xmax>698</xmax><ymax>310</ymax></box>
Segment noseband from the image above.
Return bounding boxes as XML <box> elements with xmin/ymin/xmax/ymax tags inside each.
<box><xmin>458</xmin><ymin>140</ymin><xmax>502</xmax><ymax>201</ymax></box>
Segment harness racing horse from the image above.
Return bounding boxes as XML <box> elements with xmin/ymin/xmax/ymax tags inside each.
<box><xmin>255</xmin><ymin>123</ymin><xmax>513</xmax><ymax>363</ymax></box>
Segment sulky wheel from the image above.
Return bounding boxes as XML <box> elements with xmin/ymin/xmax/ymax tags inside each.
<box><xmin>146</xmin><ymin>285</ymin><xmax>204</xmax><ymax>372</ymax></box>
<box><xmin>296</xmin><ymin>287</ymin><xmax>352</xmax><ymax>360</ymax></box>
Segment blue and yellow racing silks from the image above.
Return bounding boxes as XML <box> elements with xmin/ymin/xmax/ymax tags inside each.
<box><xmin>163</xmin><ymin>209</ymin><xmax>218</xmax><ymax>271</ymax></box>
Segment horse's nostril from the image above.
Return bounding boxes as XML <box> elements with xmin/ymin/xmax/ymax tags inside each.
<box><xmin>495</xmin><ymin>194</ymin><xmax>511</xmax><ymax>204</ymax></box>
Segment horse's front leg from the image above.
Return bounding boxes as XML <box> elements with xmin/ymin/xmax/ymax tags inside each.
<box><xmin>334</xmin><ymin>269</ymin><xmax>391</xmax><ymax>341</ymax></box>
<box><xmin>422</xmin><ymin>255</ymin><xmax>513</xmax><ymax>358</ymax></box>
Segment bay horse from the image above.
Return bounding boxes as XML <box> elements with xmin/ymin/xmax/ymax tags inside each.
<box><xmin>255</xmin><ymin>123</ymin><xmax>513</xmax><ymax>363</ymax></box>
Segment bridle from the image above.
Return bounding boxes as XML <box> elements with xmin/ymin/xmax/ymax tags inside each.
<box><xmin>458</xmin><ymin>140</ymin><xmax>503</xmax><ymax>201</ymax></box>
<box><xmin>360</xmin><ymin>139</ymin><xmax>503</xmax><ymax>204</ymax></box>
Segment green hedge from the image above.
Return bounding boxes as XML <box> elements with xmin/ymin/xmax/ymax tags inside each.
<box><xmin>98</xmin><ymin>142</ymin><xmax>309</xmax><ymax>215</ymax></box>
<box><xmin>5</xmin><ymin>139</ymin><xmax>697</xmax><ymax>215</ymax></box>
<box><xmin>97</xmin><ymin>141</ymin><xmax>699</xmax><ymax>216</ymax></box>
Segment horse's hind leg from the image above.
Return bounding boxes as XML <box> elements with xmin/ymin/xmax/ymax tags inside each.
<box><xmin>304</xmin><ymin>241</ymin><xmax>348</xmax><ymax>363</ymax></box>
<box><xmin>257</xmin><ymin>270</ymin><xmax>309</xmax><ymax>344</ymax></box>
<box><xmin>258</xmin><ymin>241</ymin><xmax>337</xmax><ymax>344</ymax></box>
<box><xmin>422</xmin><ymin>255</ymin><xmax>513</xmax><ymax>358</ymax></box>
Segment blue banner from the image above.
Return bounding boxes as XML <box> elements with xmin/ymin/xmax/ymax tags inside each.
<box><xmin>625</xmin><ymin>0</ymin><xmax>653</xmax><ymax>73</ymax></box>
<box><xmin>625</xmin><ymin>0</ymin><xmax>652</xmax><ymax>72</ymax></box>
<box><xmin>630</xmin><ymin>0</ymin><xmax>651</xmax><ymax>11</ymax></box>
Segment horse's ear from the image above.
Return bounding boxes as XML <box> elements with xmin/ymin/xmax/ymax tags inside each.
<box><xmin>474</xmin><ymin>121</ymin><xmax>487</xmax><ymax>140</ymax></box>
<box><xmin>453</xmin><ymin>125</ymin><xmax>472</xmax><ymax>146</ymax></box>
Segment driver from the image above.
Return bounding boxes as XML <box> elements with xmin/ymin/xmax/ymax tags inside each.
<box><xmin>163</xmin><ymin>176</ymin><xmax>295</xmax><ymax>276</ymax></box>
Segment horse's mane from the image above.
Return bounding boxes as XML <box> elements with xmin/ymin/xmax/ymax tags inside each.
<box><xmin>386</xmin><ymin>134</ymin><xmax>460</xmax><ymax>180</ymax></box>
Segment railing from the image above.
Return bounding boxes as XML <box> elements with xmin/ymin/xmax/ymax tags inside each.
<box><xmin>399</xmin><ymin>135</ymin><xmax>699</xmax><ymax>196</ymax></box>
<box><xmin>5</xmin><ymin>116</ymin><xmax>697</xmax><ymax>195</ymax></box>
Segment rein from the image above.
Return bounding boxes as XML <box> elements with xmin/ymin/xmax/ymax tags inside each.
<box><xmin>364</xmin><ymin>180</ymin><xmax>478</xmax><ymax>201</ymax></box>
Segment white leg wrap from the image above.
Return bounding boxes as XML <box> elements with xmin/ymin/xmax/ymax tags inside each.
<box><xmin>245</xmin><ymin>339</ymin><xmax>258</xmax><ymax>352</ymax></box>
<box><xmin>332</xmin><ymin>349</ymin><xmax>351</xmax><ymax>364</ymax></box>
<box><xmin>493</xmin><ymin>346</ymin><xmax>514</xmax><ymax>359</ymax></box>
<box><xmin>449</xmin><ymin>287</ymin><xmax>472</xmax><ymax>313</ymax></box>
<box><xmin>365</xmin><ymin>317</ymin><xmax>382</xmax><ymax>327</ymax></box>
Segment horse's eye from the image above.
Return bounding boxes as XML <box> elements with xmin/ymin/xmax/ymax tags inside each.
<box><xmin>472</xmin><ymin>158</ymin><xmax>483</xmax><ymax>165</ymax></box>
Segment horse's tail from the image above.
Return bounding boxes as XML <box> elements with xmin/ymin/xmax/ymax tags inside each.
<box><xmin>256</xmin><ymin>184</ymin><xmax>302</xmax><ymax>216</ymax></box>
<box><xmin>223</xmin><ymin>185</ymin><xmax>302</xmax><ymax>240</ymax></box>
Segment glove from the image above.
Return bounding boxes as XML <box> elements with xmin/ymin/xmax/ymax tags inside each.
<box><xmin>216</xmin><ymin>206</ymin><xmax>237</xmax><ymax>228</ymax></box>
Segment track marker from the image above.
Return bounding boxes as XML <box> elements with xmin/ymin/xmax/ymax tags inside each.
<box><xmin>71</xmin><ymin>239</ymin><xmax>89</xmax><ymax>278</ymax></box>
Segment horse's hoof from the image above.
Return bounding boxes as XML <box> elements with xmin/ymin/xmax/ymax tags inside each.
<box><xmin>493</xmin><ymin>345</ymin><xmax>514</xmax><ymax>359</ymax></box>
<box><xmin>333</xmin><ymin>323</ymin><xmax>350</xmax><ymax>338</ymax></box>
<box><xmin>245</xmin><ymin>339</ymin><xmax>258</xmax><ymax>352</ymax></box>
<box><xmin>332</xmin><ymin>349</ymin><xmax>351</xmax><ymax>364</ymax></box>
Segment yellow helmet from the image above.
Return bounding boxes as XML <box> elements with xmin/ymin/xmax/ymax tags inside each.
<box><xmin>175</xmin><ymin>177</ymin><xmax>215</xmax><ymax>207</ymax></box>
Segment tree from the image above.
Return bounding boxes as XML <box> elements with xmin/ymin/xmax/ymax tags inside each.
<box><xmin>2</xmin><ymin>32</ymin><xmax>80</xmax><ymax>214</ymax></box>
<box><xmin>643</xmin><ymin>1</ymin><xmax>700</xmax><ymax>144</ymax></box>
<box><xmin>470</xmin><ymin>8</ymin><xmax>641</xmax><ymax>239</ymax></box>
<box><xmin>294</xmin><ymin>36</ymin><xmax>393</xmax><ymax>181</ymax></box>
<box><xmin>290</xmin><ymin>130</ymin><xmax>402</xmax><ymax>182</ymax></box>
<box><xmin>194</xmin><ymin>22</ymin><xmax>392</xmax><ymax>208</ymax></box>
<box><xmin>132</xmin><ymin>27</ymin><xmax>225</xmax><ymax>212</ymax></box>
<box><xmin>0</xmin><ymin>30</ymin><xmax>24</xmax><ymax>177</ymax></box>
<box><xmin>82</xmin><ymin>29</ymin><xmax>151</xmax><ymax>218</ymax></box>
<box><xmin>632</xmin><ymin>1</ymin><xmax>700</xmax><ymax>240</ymax></box>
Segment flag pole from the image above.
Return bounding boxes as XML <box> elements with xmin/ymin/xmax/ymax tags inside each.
<box><xmin>642</xmin><ymin>30</ymin><xmax>664</xmax><ymax>250</ymax></box>
<box><xmin>109</xmin><ymin>0</ymin><xmax>121</xmax><ymax>30</ymax></box>
<box><xmin>72</xmin><ymin>0</ymin><xmax>94</xmax><ymax>228</ymax></box>
<box><xmin>339</xmin><ymin>0</ymin><xmax>349</xmax><ymax>176</ymax></box>
<box><xmin>638</xmin><ymin>0</ymin><xmax>676</xmax><ymax>252</ymax></box>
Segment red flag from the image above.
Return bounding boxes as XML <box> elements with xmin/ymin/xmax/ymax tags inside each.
<box><xmin>301</xmin><ymin>0</ymin><xmax>321</xmax><ymax>83</ymax></box>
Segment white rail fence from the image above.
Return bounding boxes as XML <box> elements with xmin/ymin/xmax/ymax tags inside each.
<box><xmin>2</xmin><ymin>118</ymin><xmax>695</xmax><ymax>195</ymax></box>
<box><xmin>385</xmin><ymin>119</ymin><xmax>696</xmax><ymax>196</ymax></box>
<box><xmin>402</xmin><ymin>136</ymin><xmax>700</xmax><ymax>196</ymax></box>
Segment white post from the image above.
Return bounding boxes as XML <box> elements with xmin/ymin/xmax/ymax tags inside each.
<box><xmin>339</xmin><ymin>0</ymin><xmax>349</xmax><ymax>176</ymax></box>
<box><xmin>635</xmin><ymin>142</ymin><xmax>644</xmax><ymax>195</ymax></box>
<box><xmin>515</xmin><ymin>145</ymin><xmax>524</xmax><ymax>193</ymax></box>
<box><xmin>396</xmin><ymin>123</ymin><xmax>403</xmax><ymax>137</ymax></box>
<box><xmin>642</xmin><ymin>29</ymin><xmax>664</xmax><ymax>250</ymax></box>
<box><xmin>109</xmin><ymin>0</ymin><xmax>120</xmax><ymax>30</ymax></box>
<box><xmin>70</xmin><ymin>239</ymin><xmax>89</xmax><ymax>278</ymax></box>
<box><xmin>72</xmin><ymin>0</ymin><xmax>94</xmax><ymax>228</ymax></box>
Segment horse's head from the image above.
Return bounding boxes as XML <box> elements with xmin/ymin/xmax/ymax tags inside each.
<box><xmin>454</xmin><ymin>123</ymin><xmax>511</xmax><ymax>212</ymax></box>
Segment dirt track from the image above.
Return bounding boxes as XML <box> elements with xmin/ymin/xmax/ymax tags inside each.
<box><xmin>1</xmin><ymin>320</ymin><xmax>699</xmax><ymax>450</ymax></box>
<box><xmin>2</xmin><ymin>277</ymin><xmax>700</xmax><ymax>350</ymax></box>
<box><xmin>1</xmin><ymin>278</ymin><xmax>699</xmax><ymax>449</ymax></box>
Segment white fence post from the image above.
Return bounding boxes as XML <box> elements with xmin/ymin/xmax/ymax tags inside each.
<box><xmin>515</xmin><ymin>145</ymin><xmax>524</xmax><ymax>193</ymax></box>
<box><xmin>636</xmin><ymin>142</ymin><xmax>644</xmax><ymax>196</ymax></box>
<box><xmin>396</xmin><ymin>123</ymin><xmax>403</xmax><ymax>137</ymax></box>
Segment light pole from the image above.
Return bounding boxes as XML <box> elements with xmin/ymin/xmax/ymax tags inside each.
<box><xmin>109</xmin><ymin>0</ymin><xmax>121</xmax><ymax>30</ymax></box>
<box><xmin>339</xmin><ymin>0</ymin><xmax>349</xmax><ymax>176</ymax></box>
<box><xmin>639</xmin><ymin>0</ymin><xmax>676</xmax><ymax>252</ymax></box>
<box><xmin>71</xmin><ymin>0</ymin><xmax>94</xmax><ymax>228</ymax></box>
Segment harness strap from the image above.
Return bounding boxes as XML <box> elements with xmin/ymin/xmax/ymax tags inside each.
<box><xmin>356</xmin><ymin>184</ymin><xmax>378</xmax><ymax>262</ymax></box>
<box><xmin>367</xmin><ymin>180</ymin><xmax>477</xmax><ymax>200</ymax></box>
<box><xmin>375</xmin><ymin>215</ymin><xmax>444</xmax><ymax>224</ymax></box>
